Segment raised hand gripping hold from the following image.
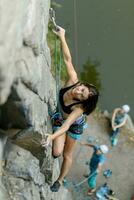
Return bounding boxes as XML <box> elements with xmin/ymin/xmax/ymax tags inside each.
<box><xmin>52</xmin><ymin>26</ymin><xmax>65</xmax><ymax>38</ymax></box>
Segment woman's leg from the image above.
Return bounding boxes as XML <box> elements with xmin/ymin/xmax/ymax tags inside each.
<box><xmin>52</xmin><ymin>133</ymin><xmax>66</xmax><ymax>157</ymax></box>
<box><xmin>50</xmin><ymin>135</ymin><xmax>77</xmax><ymax>192</ymax></box>
<box><xmin>52</xmin><ymin>112</ymin><xmax>66</xmax><ymax>157</ymax></box>
<box><xmin>57</xmin><ymin>135</ymin><xmax>76</xmax><ymax>183</ymax></box>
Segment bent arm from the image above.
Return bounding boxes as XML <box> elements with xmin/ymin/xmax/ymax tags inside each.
<box><xmin>111</xmin><ymin>108</ymin><xmax>121</xmax><ymax>129</ymax></box>
<box><xmin>114</xmin><ymin>117</ymin><xmax>127</xmax><ymax>129</ymax></box>
<box><xmin>80</xmin><ymin>142</ymin><xmax>94</xmax><ymax>148</ymax></box>
<box><xmin>51</xmin><ymin>107</ymin><xmax>83</xmax><ymax>140</ymax></box>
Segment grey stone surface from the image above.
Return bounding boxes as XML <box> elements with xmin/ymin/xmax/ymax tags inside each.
<box><xmin>0</xmin><ymin>0</ymin><xmax>72</xmax><ymax>199</ymax></box>
<box><xmin>1</xmin><ymin>141</ymin><xmax>72</xmax><ymax>200</ymax></box>
<box><xmin>0</xmin><ymin>0</ymin><xmax>51</xmax><ymax>105</ymax></box>
<box><xmin>0</xmin><ymin>0</ymin><xmax>29</xmax><ymax>104</ymax></box>
<box><xmin>4</xmin><ymin>143</ymin><xmax>44</xmax><ymax>185</ymax></box>
<box><xmin>0</xmin><ymin>131</ymin><xmax>9</xmax><ymax>199</ymax></box>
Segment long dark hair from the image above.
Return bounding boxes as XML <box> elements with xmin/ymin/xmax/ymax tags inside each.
<box><xmin>74</xmin><ymin>82</ymin><xmax>99</xmax><ymax>115</ymax></box>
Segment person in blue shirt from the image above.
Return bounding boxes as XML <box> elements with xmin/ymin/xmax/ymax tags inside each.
<box><xmin>110</xmin><ymin>104</ymin><xmax>130</xmax><ymax>146</ymax></box>
<box><xmin>81</xmin><ymin>143</ymin><xmax>109</xmax><ymax>195</ymax></box>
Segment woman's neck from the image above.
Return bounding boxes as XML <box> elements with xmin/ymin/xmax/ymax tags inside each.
<box><xmin>63</xmin><ymin>88</ymin><xmax>76</xmax><ymax>105</ymax></box>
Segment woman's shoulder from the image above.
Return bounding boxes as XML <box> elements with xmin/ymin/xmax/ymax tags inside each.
<box><xmin>64</xmin><ymin>79</ymin><xmax>79</xmax><ymax>87</ymax></box>
<box><xmin>71</xmin><ymin>104</ymin><xmax>84</xmax><ymax>115</ymax></box>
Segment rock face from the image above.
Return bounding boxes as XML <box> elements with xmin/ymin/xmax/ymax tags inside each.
<box><xmin>0</xmin><ymin>0</ymin><xmax>72</xmax><ymax>199</ymax></box>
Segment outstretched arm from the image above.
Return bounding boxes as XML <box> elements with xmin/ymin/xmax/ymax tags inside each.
<box><xmin>53</xmin><ymin>26</ymin><xmax>78</xmax><ymax>84</ymax></box>
<box><xmin>80</xmin><ymin>142</ymin><xmax>94</xmax><ymax>148</ymax></box>
<box><xmin>41</xmin><ymin>107</ymin><xmax>83</xmax><ymax>146</ymax></box>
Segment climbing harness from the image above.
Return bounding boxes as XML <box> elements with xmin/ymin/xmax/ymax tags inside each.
<box><xmin>51</xmin><ymin>112</ymin><xmax>86</xmax><ymax>136</ymax></box>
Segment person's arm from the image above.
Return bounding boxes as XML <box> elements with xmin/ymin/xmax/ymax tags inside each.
<box><xmin>114</xmin><ymin>117</ymin><xmax>127</xmax><ymax>129</ymax></box>
<box><xmin>41</xmin><ymin>107</ymin><xmax>83</xmax><ymax>146</ymax></box>
<box><xmin>53</xmin><ymin>26</ymin><xmax>78</xmax><ymax>84</ymax></box>
<box><xmin>80</xmin><ymin>142</ymin><xmax>94</xmax><ymax>148</ymax></box>
<box><xmin>96</xmin><ymin>163</ymin><xmax>102</xmax><ymax>173</ymax></box>
<box><xmin>111</xmin><ymin>108</ymin><xmax>121</xmax><ymax>130</ymax></box>
<box><xmin>52</xmin><ymin>107</ymin><xmax>83</xmax><ymax>140</ymax></box>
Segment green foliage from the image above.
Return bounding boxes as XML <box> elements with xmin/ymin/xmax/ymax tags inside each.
<box><xmin>51</xmin><ymin>2</ymin><xmax>62</xmax><ymax>9</ymax></box>
<box><xmin>80</xmin><ymin>57</ymin><xmax>101</xmax><ymax>90</ymax></box>
<box><xmin>47</xmin><ymin>1</ymin><xmax>67</xmax><ymax>82</ymax></box>
<box><xmin>47</xmin><ymin>23</ymin><xmax>67</xmax><ymax>81</ymax></box>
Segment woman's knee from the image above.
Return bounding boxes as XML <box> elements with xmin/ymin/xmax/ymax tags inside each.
<box><xmin>52</xmin><ymin>135</ymin><xmax>66</xmax><ymax>157</ymax></box>
<box><xmin>52</xmin><ymin>146</ymin><xmax>63</xmax><ymax>158</ymax></box>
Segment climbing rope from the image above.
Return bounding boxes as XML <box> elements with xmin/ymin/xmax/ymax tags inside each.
<box><xmin>54</xmin><ymin>38</ymin><xmax>62</xmax><ymax>111</ymax></box>
<box><xmin>49</xmin><ymin>7</ymin><xmax>62</xmax><ymax>111</ymax></box>
<box><xmin>73</xmin><ymin>171</ymin><xmax>97</xmax><ymax>187</ymax></box>
<box><xmin>63</xmin><ymin>172</ymin><xmax>97</xmax><ymax>188</ymax></box>
<box><xmin>73</xmin><ymin>0</ymin><xmax>78</xmax><ymax>67</ymax></box>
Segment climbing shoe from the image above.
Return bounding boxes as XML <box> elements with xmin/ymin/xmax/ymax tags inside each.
<box><xmin>50</xmin><ymin>180</ymin><xmax>61</xmax><ymax>192</ymax></box>
<box><xmin>87</xmin><ymin>188</ymin><xmax>96</xmax><ymax>196</ymax></box>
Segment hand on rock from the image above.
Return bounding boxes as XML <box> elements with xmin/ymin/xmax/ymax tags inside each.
<box><xmin>41</xmin><ymin>134</ymin><xmax>52</xmax><ymax>147</ymax></box>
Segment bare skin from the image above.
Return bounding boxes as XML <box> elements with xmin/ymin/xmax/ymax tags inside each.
<box><xmin>41</xmin><ymin>26</ymin><xmax>90</xmax><ymax>185</ymax></box>
<box><xmin>111</xmin><ymin>108</ymin><xmax>127</xmax><ymax>131</ymax></box>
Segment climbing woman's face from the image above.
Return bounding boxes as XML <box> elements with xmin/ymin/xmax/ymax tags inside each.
<box><xmin>72</xmin><ymin>85</ymin><xmax>90</xmax><ymax>101</ymax></box>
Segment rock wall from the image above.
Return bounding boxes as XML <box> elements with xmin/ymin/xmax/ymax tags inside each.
<box><xmin>0</xmin><ymin>0</ymin><xmax>72</xmax><ymax>199</ymax></box>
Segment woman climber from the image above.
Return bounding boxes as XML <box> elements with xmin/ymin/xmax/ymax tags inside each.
<box><xmin>41</xmin><ymin>26</ymin><xmax>99</xmax><ymax>192</ymax></box>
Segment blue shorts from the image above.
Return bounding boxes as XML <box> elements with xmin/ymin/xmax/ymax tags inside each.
<box><xmin>51</xmin><ymin>112</ymin><xmax>85</xmax><ymax>140</ymax></box>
